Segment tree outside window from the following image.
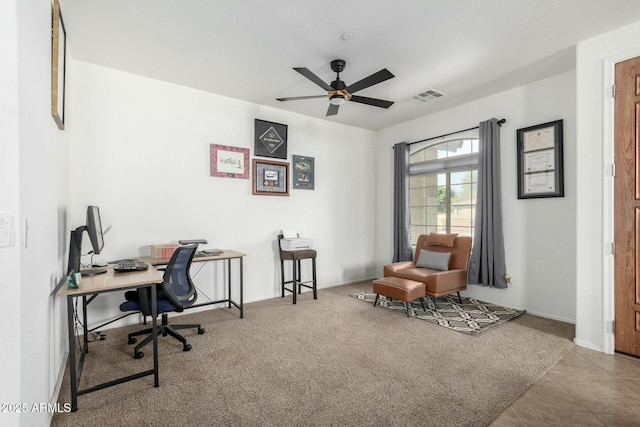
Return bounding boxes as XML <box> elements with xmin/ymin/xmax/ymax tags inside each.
<box><xmin>409</xmin><ymin>138</ymin><xmax>478</xmax><ymax>244</ymax></box>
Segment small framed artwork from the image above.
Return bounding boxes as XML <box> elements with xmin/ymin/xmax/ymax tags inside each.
<box><xmin>254</xmin><ymin>119</ymin><xmax>287</xmax><ymax>159</ymax></box>
<box><xmin>517</xmin><ymin>119</ymin><xmax>564</xmax><ymax>199</ymax></box>
<box><xmin>51</xmin><ymin>0</ymin><xmax>66</xmax><ymax>130</ymax></box>
<box><xmin>253</xmin><ymin>159</ymin><xmax>289</xmax><ymax>196</ymax></box>
<box><xmin>210</xmin><ymin>144</ymin><xmax>249</xmax><ymax>179</ymax></box>
<box><xmin>292</xmin><ymin>155</ymin><xmax>315</xmax><ymax>190</ymax></box>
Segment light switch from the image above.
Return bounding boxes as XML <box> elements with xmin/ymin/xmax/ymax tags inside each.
<box><xmin>23</xmin><ymin>218</ymin><xmax>28</xmax><ymax>249</ymax></box>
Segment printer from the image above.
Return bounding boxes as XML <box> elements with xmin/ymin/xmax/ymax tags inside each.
<box><xmin>280</xmin><ymin>229</ymin><xmax>314</xmax><ymax>251</ymax></box>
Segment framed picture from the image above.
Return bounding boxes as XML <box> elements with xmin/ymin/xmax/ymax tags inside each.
<box><xmin>254</xmin><ymin>119</ymin><xmax>287</xmax><ymax>159</ymax></box>
<box><xmin>253</xmin><ymin>159</ymin><xmax>289</xmax><ymax>196</ymax></box>
<box><xmin>517</xmin><ymin>120</ymin><xmax>564</xmax><ymax>199</ymax></box>
<box><xmin>292</xmin><ymin>155</ymin><xmax>315</xmax><ymax>190</ymax></box>
<box><xmin>51</xmin><ymin>0</ymin><xmax>66</xmax><ymax>130</ymax></box>
<box><xmin>210</xmin><ymin>144</ymin><xmax>249</xmax><ymax>179</ymax></box>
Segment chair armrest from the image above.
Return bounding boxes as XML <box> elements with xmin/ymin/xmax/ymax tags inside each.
<box><xmin>137</xmin><ymin>287</ymin><xmax>151</xmax><ymax>316</ymax></box>
<box><xmin>383</xmin><ymin>261</ymin><xmax>416</xmax><ymax>273</ymax></box>
<box><xmin>382</xmin><ymin>261</ymin><xmax>416</xmax><ymax>277</ymax></box>
<box><xmin>160</xmin><ymin>282</ymin><xmax>185</xmax><ymax>312</ymax></box>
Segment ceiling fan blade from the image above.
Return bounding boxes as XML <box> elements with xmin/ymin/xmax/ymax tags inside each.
<box><xmin>293</xmin><ymin>67</ymin><xmax>334</xmax><ymax>91</ymax></box>
<box><xmin>349</xmin><ymin>95</ymin><xmax>394</xmax><ymax>109</ymax></box>
<box><xmin>345</xmin><ymin>69</ymin><xmax>395</xmax><ymax>94</ymax></box>
<box><xmin>326</xmin><ymin>103</ymin><xmax>340</xmax><ymax>116</ymax></box>
<box><xmin>276</xmin><ymin>95</ymin><xmax>327</xmax><ymax>102</ymax></box>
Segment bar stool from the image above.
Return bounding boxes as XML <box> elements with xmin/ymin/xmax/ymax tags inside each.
<box><xmin>278</xmin><ymin>235</ymin><xmax>317</xmax><ymax>304</ymax></box>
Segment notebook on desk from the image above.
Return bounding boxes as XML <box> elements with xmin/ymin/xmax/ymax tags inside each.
<box><xmin>195</xmin><ymin>249</ymin><xmax>223</xmax><ymax>258</ymax></box>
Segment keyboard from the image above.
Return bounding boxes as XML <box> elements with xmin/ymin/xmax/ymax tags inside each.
<box><xmin>113</xmin><ymin>260</ymin><xmax>149</xmax><ymax>272</ymax></box>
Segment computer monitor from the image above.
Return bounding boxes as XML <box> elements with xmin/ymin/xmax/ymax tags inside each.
<box><xmin>66</xmin><ymin>206</ymin><xmax>106</xmax><ymax>276</ymax></box>
<box><xmin>67</xmin><ymin>227</ymin><xmax>83</xmax><ymax>275</ymax></box>
<box><xmin>86</xmin><ymin>205</ymin><xmax>104</xmax><ymax>255</ymax></box>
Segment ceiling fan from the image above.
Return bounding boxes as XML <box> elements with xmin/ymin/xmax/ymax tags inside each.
<box><xmin>276</xmin><ymin>59</ymin><xmax>395</xmax><ymax>116</ymax></box>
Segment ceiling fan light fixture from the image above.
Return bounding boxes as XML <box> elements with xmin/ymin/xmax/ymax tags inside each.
<box><xmin>277</xmin><ymin>60</ymin><xmax>394</xmax><ymax>116</ymax></box>
<box><xmin>330</xmin><ymin>94</ymin><xmax>346</xmax><ymax>105</ymax></box>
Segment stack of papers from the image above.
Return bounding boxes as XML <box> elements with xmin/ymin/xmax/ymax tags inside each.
<box><xmin>282</xmin><ymin>229</ymin><xmax>298</xmax><ymax>239</ymax></box>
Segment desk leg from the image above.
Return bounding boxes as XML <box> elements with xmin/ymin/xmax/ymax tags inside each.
<box><xmin>82</xmin><ymin>295</ymin><xmax>89</xmax><ymax>353</ymax></box>
<box><xmin>292</xmin><ymin>258</ymin><xmax>297</xmax><ymax>305</ymax></box>
<box><xmin>67</xmin><ymin>295</ymin><xmax>78</xmax><ymax>412</ymax></box>
<box><xmin>151</xmin><ymin>285</ymin><xmax>159</xmax><ymax>387</ymax></box>
<box><xmin>227</xmin><ymin>259</ymin><xmax>232</xmax><ymax>309</ymax></box>
<box><xmin>239</xmin><ymin>257</ymin><xmax>244</xmax><ymax>318</ymax></box>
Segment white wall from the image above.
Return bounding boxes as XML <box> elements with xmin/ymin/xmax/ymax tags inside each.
<box><xmin>68</xmin><ymin>60</ymin><xmax>377</xmax><ymax>328</ymax></box>
<box><xmin>575</xmin><ymin>20</ymin><xmax>640</xmax><ymax>353</ymax></box>
<box><xmin>0</xmin><ymin>1</ymin><xmax>23</xmax><ymax>426</ymax></box>
<box><xmin>375</xmin><ymin>71</ymin><xmax>577</xmax><ymax>323</ymax></box>
<box><xmin>1</xmin><ymin>1</ymin><xmax>72</xmax><ymax>426</ymax></box>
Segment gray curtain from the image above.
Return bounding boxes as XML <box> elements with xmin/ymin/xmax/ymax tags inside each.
<box><xmin>393</xmin><ymin>142</ymin><xmax>413</xmax><ymax>262</ymax></box>
<box><xmin>468</xmin><ymin>119</ymin><xmax>507</xmax><ymax>288</ymax></box>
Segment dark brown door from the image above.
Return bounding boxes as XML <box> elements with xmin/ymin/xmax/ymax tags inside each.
<box><xmin>614</xmin><ymin>56</ymin><xmax>640</xmax><ymax>357</ymax></box>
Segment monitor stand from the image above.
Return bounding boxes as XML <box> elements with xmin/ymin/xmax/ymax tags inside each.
<box><xmin>81</xmin><ymin>268</ymin><xmax>107</xmax><ymax>276</ymax></box>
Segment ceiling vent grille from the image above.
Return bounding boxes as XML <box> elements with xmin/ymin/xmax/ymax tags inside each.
<box><xmin>410</xmin><ymin>89</ymin><xmax>445</xmax><ymax>103</ymax></box>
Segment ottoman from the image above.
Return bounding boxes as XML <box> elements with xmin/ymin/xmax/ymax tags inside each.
<box><xmin>372</xmin><ymin>277</ymin><xmax>426</xmax><ymax>317</ymax></box>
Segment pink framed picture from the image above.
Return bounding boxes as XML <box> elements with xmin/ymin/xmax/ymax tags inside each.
<box><xmin>210</xmin><ymin>144</ymin><xmax>250</xmax><ymax>179</ymax></box>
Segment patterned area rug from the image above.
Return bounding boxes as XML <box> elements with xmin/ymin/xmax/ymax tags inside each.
<box><xmin>351</xmin><ymin>292</ymin><xmax>524</xmax><ymax>334</ymax></box>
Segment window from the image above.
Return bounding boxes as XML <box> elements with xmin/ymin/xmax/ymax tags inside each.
<box><xmin>409</xmin><ymin>136</ymin><xmax>479</xmax><ymax>244</ymax></box>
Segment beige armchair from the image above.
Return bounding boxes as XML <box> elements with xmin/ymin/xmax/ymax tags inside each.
<box><xmin>383</xmin><ymin>233</ymin><xmax>472</xmax><ymax>303</ymax></box>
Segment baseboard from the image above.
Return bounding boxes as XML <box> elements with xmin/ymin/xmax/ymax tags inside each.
<box><xmin>524</xmin><ymin>309</ymin><xmax>575</xmax><ymax>324</ymax></box>
<box><xmin>573</xmin><ymin>338</ymin><xmax>605</xmax><ymax>353</ymax></box>
<box><xmin>48</xmin><ymin>352</ymin><xmax>69</xmax><ymax>424</ymax></box>
<box><xmin>335</xmin><ymin>277</ymin><xmax>377</xmax><ymax>287</ymax></box>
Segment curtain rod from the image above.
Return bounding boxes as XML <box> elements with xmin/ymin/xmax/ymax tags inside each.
<box><xmin>405</xmin><ymin>118</ymin><xmax>506</xmax><ymax>147</ymax></box>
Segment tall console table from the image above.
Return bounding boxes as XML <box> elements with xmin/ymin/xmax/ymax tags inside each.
<box><xmin>56</xmin><ymin>266</ymin><xmax>163</xmax><ymax>411</ymax></box>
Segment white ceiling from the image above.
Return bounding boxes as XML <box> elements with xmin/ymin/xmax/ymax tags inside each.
<box><xmin>60</xmin><ymin>0</ymin><xmax>640</xmax><ymax>131</ymax></box>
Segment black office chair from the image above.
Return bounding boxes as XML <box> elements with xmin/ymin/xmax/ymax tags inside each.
<box><xmin>119</xmin><ymin>244</ymin><xmax>205</xmax><ymax>359</ymax></box>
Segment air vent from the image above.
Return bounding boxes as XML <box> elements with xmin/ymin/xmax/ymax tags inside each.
<box><xmin>410</xmin><ymin>89</ymin><xmax>445</xmax><ymax>103</ymax></box>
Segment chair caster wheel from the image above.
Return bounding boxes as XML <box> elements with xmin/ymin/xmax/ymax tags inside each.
<box><xmin>134</xmin><ymin>351</ymin><xmax>144</xmax><ymax>359</ymax></box>
<box><xmin>198</xmin><ymin>327</ymin><xmax>205</xmax><ymax>334</ymax></box>
<box><xmin>183</xmin><ymin>344</ymin><xmax>192</xmax><ymax>352</ymax></box>
<box><xmin>128</xmin><ymin>337</ymin><xmax>137</xmax><ymax>345</ymax></box>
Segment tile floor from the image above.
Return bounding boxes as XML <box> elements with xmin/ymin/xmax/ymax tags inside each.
<box><xmin>491</xmin><ymin>346</ymin><xmax>640</xmax><ymax>426</ymax></box>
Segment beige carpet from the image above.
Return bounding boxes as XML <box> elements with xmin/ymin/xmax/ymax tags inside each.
<box><xmin>52</xmin><ymin>281</ymin><xmax>574</xmax><ymax>427</ymax></box>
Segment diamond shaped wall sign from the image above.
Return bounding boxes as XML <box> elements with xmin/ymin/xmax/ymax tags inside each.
<box><xmin>259</xmin><ymin>126</ymin><xmax>284</xmax><ymax>154</ymax></box>
<box><xmin>254</xmin><ymin>119</ymin><xmax>287</xmax><ymax>159</ymax></box>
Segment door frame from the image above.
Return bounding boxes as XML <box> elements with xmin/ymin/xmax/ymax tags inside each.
<box><xmin>603</xmin><ymin>48</ymin><xmax>640</xmax><ymax>354</ymax></box>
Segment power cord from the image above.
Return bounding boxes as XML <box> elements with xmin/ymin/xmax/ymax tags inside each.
<box><xmin>73</xmin><ymin>298</ymin><xmax>106</xmax><ymax>347</ymax></box>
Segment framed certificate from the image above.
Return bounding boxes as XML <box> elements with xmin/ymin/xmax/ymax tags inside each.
<box><xmin>292</xmin><ymin>155</ymin><xmax>315</xmax><ymax>190</ymax></box>
<box><xmin>252</xmin><ymin>159</ymin><xmax>289</xmax><ymax>196</ymax></box>
<box><xmin>517</xmin><ymin>120</ymin><xmax>564</xmax><ymax>199</ymax></box>
<box><xmin>524</xmin><ymin>149</ymin><xmax>555</xmax><ymax>173</ymax></box>
<box><xmin>210</xmin><ymin>144</ymin><xmax>249</xmax><ymax>179</ymax></box>
<box><xmin>524</xmin><ymin>172</ymin><xmax>556</xmax><ymax>195</ymax></box>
